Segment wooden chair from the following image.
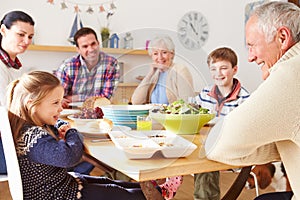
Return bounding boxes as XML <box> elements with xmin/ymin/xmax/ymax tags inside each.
<box><xmin>0</xmin><ymin>106</ymin><xmax>23</xmax><ymax>199</ymax></box>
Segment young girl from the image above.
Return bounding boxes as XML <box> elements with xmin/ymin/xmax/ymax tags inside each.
<box><xmin>6</xmin><ymin>71</ymin><xmax>151</xmax><ymax>200</ymax></box>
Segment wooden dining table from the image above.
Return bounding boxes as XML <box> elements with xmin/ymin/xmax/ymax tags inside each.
<box><xmin>84</xmin><ymin>125</ymin><xmax>238</xmax><ymax>181</ymax></box>
<box><xmin>64</xmin><ymin>115</ymin><xmax>252</xmax><ymax>200</ymax></box>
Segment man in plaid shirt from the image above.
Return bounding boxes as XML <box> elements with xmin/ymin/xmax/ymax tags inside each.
<box><xmin>56</xmin><ymin>27</ymin><xmax>120</xmax><ymax>108</ymax></box>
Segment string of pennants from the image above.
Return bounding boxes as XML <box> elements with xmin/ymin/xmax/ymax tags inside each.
<box><xmin>46</xmin><ymin>0</ymin><xmax>117</xmax><ymax>14</ymax></box>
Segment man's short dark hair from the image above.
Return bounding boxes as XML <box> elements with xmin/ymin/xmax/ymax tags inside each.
<box><xmin>74</xmin><ymin>27</ymin><xmax>98</xmax><ymax>47</ymax></box>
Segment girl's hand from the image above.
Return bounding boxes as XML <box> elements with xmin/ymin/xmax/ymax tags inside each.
<box><xmin>62</xmin><ymin>98</ymin><xmax>71</xmax><ymax>109</ymax></box>
<box><xmin>58</xmin><ymin>124</ymin><xmax>71</xmax><ymax>140</ymax></box>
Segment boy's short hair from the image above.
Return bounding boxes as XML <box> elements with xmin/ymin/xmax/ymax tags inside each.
<box><xmin>207</xmin><ymin>47</ymin><xmax>238</xmax><ymax>67</ymax></box>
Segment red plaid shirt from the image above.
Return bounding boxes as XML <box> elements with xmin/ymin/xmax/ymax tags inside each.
<box><xmin>0</xmin><ymin>48</ymin><xmax>22</xmax><ymax>69</ymax></box>
<box><xmin>55</xmin><ymin>52</ymin><xmax>120</xmax><ymax>101</ymax></box>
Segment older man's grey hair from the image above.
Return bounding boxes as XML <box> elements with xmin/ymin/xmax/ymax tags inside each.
<box><xmin>252</xmin><ymin>1</ymin><xmax>300</xmax><ymax>43</ymax></box>
<box><xmin>147</xmin><ymin>35</ymin><xmax>175</xmax><ymax>55</ymax></box>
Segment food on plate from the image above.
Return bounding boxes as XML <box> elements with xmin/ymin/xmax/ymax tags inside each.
<box><xmin>152</xmin><ymin>99</ymin><xmax>209</xmax><ymax>114</ymax></box>
<box><xmin>148</xmin><ymin>134</ymin><xmax>166</xmax><ymax>138</ymax></box>
<box><xmin>73</xmin><ymin>107</ymin><xmax>104</xmax><ymax>119</ymax></box>
<box><xmin>158</xmin><ymin>142</ymin><xmax>173</xmax><ymax>147</ymax></box>
<box><xmin>82</xmin><ymin>96</ymin><xmax>111</xmax><ymax>109</ymax></box>
<box><xmin>132</xmin><ymin>144</ymin><xmax>143</xmax><ymax>148</ymax></box>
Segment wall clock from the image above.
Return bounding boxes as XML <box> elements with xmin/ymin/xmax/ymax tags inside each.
<box><xmin>177</xmin><ymin>11</ymin><xmax>209</xmax><ymax>50</ymax></box>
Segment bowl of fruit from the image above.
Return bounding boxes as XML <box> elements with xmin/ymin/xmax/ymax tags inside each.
<box><xmin>67</xmin><ymin>107</ymin><xmax>112</xmax><ymax>134</ymax></box>
<box><xmin>149</xmin><ymin>100</ymin><xmax>215</xmax><ymax>134</ymax></box>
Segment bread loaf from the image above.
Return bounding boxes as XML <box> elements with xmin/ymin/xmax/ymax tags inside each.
<box><xmin>83</xmin><ymin>97</ymin><xmax>111</xmax><ymax>109</ymax></box>
<box><xmin>86</xmin><ymin>118</ymin><xmax>113</xmax><ymax>133</ymax></box>
<box><xmin>99</xmin><ymin>118</ymin><xmax>113</xmax><ymax>132</ymax></box>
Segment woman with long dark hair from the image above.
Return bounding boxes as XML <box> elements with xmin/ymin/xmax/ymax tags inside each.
<box><xmin>0</xmin><ymin>10</ymin><xmax>34</xmax><ymax>175</ymax></box>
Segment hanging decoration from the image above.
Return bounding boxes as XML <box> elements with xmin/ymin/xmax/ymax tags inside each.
<box><xmin>86</xmin><ymin>5</ymin><xmax>94</xmax><ymax>14</ymax></box>
<box><xmin>61</xmin><ymin>1</ymin><xmax>68</xmax><ymax>9</ymax></box>
<box><xmin>68</xmin><ymin>13</ymin><xmax>83</xmax><ymax>45</ymax></box>
<box><xmin>47</xmin><ymin>0</ymin><xmax>117</xmax><ymax>47</ymax></box>
<box><xmin>46</xmin><ymin>0</ymin><xmax>117</xmax><ymax>15</ymax></box>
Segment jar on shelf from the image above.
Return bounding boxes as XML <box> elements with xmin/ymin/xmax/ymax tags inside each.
<box><xmin>123</xmin><ymin>32</ymin><xmax>133</xmax><ymax>49</ymax></box>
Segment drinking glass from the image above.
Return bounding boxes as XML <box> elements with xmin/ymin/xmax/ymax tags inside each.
<box><xmin>136</xmin><ymin>116</ymin><xmax>152</xmax><ymax>130</ymax></box>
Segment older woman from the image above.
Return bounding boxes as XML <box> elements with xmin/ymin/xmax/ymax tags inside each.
<box><xmin>0</xmin><ymin>10</ymin><xmax>35</xmax><ymax>175</ymax></box>
<box><xmin>132</xmin><ymin>35</ymin><xmax>194</xmax><ymax>199</ymax></box>
<box><xmin>131</xmin><ymin>35</ymin><xmax>194</xmax><ymax>105</ymax></box>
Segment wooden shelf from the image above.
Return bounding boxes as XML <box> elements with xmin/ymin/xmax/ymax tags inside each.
<box><xmin>28</xmin><ymin>44</ymin><xmax>148</xmax><ymax>55</ymax></box>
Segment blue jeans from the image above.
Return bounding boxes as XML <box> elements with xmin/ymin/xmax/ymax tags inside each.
<box><xmin>0</xmin><ymin>138</ymin><xmax>7</xmax><ymax>174</ymax></box>
<box><xmin>254</xmin><ymin>191</ymin><xmax>293</xmax><ymax>200</ymax></box>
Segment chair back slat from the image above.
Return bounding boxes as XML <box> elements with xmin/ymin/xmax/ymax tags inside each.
<box><xmin>0</xmin><ymin>106</ymin><xmax>23</xmax><ymax>199</ymax></box>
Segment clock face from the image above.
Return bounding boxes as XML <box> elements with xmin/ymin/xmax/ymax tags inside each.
<box><xmin>177</xmin><ymin>11</ymin><xmax>209</xmax><ymax>50</ymax></box>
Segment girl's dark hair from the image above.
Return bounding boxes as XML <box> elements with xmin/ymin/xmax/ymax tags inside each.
<box><xmin>0</xmin><ymin>10</ymin><xmax>35</xmax><ymax>45</ymax></box>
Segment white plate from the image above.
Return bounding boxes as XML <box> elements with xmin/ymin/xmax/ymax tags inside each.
<box><xmin>108</xmin><ymin>130</ymin><xmax>197</xmax><ymax>159</ymax></box>
<box><xmin>77</xmin><ymin>125</ymin><xmax>131</xmax><ymax>135</ymax></box>
<box><xmin>68</xmin><ymin>102</ymin><xmax>84</xmax><ymax>108</ymax></box>
<box><xmin>60</xmin><ymin>109</ymin><xmax>80</xmax><ymax>117</ymax></box>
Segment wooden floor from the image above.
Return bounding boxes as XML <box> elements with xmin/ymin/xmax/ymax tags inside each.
<box><xmin>0</xmin><ymin>168</ymin><xmax>275</xmax><ymax>200</ymax></box>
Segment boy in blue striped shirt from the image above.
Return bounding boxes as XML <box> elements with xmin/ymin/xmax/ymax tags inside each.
<box><xmin>194</xmin><ymin>47</ymin><xmax>250</xmax><ymax>200</ymax></box>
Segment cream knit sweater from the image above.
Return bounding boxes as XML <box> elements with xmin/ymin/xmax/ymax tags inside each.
<box><xmin>131</xmin><ymin>63</ymin><xmax>194</xmax><ymax>104</ymax></box>
<box><xmin>205</xmin><ymin>42</ymin><xmax>300</xmax><ymax>200</ymax></box>
<box><xmin>0</xmin><ymin>61</ymin><xmax>23</xmax><ymax>106</ymax></box>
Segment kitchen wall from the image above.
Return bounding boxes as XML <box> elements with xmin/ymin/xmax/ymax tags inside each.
<box><xmin>1</xmin><ymin>0</ymin><xmax>285</xmax><ymax>92</ymax></box>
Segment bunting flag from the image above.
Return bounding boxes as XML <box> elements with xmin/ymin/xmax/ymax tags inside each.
<box><xmin>47</xmin><ymin>0</ymin><xmax>117</xmax><ymax>14</ymax></box>
<box><xmin>68</xmin><ymin>13</ymin><xmax>83</xmax><ymax>45</ymax></box>
<box><xmin>74</xmin><ymin>5</ymin><xmax>81</xmax><ymax>13</ymax></box>
<box><xmin>86</xmin><ymin>6</ymin><xmax>94</xmax><ymax>14</ymax></box>
<box><xmin>61</xmin><ymin>1</ymin><xmax>68</xmax><ymax>9</ymax></box>
<box><xmin>99</xmin><ymin>4</ymin><xmax>105</xmax><ymax>13</ymax></box>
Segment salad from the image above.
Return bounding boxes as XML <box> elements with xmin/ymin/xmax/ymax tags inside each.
<box><xmin>152</xmin><ymin>99</ymin><xmax>209</xmax><ymax>114</ymax></box>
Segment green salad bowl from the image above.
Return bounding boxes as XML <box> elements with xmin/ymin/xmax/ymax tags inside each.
<box><xmin>149</xmin><ymin>111</ymin><xmax>215</xmax><ymax>134</ymax></box>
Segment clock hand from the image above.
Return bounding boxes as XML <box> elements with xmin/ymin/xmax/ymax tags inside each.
<box><xmin>190</xmin><ymin>23</ymin><xmax>198</xmax><ymax>35</ymax></box>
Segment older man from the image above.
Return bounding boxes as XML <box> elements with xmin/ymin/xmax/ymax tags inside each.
<box><xmin>205</xmin><ymin>2</ymin><xmax>300</xmax><ymax>200</ymax></box>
